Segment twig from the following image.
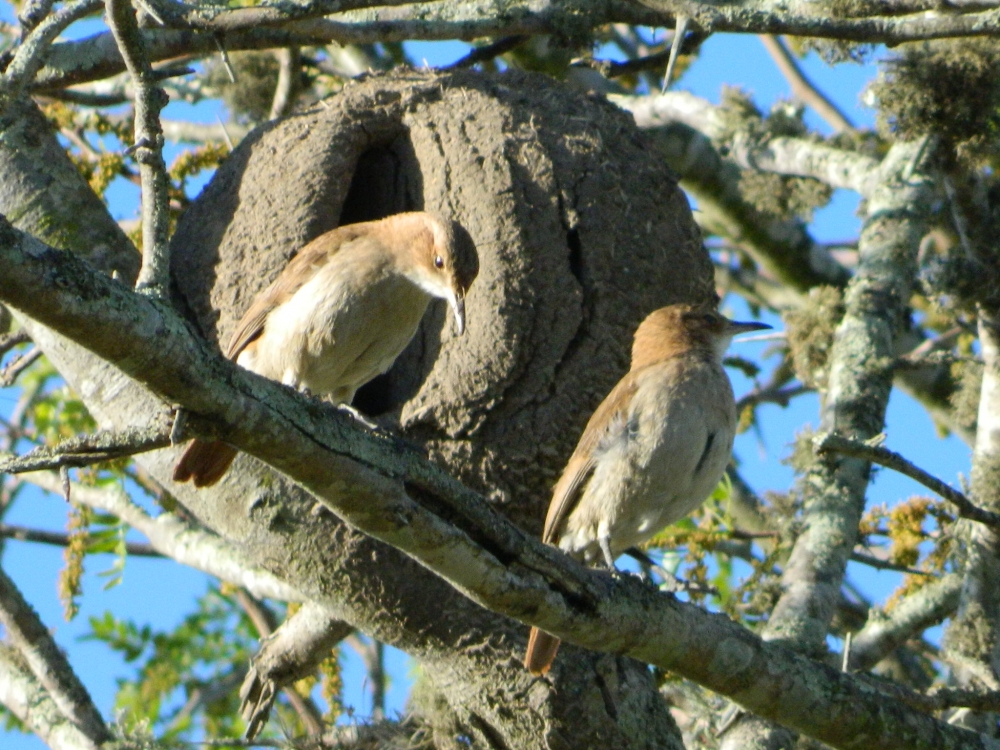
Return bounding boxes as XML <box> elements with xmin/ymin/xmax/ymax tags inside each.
<box><xmin>0</xmin><ymin>522</ymin><xmax>161</xmax><ymax>556</ymax></box>
<box><xmin>898</xmin><ymin>325</ymin><xmax>963</xmax><ymax>364</ymax></box>
<box><xmin>0</xmin><ymin>566</ymin><xmax>110</xmax><ymax>743</ymax></box>
<box><xmin>213</xmin><ymin>35</ymin><xmax>237</xmax><ymax>83</ymax></box>
<box><xmin>758</xmin><ymin>35</ymin><xmax>854</xmax><ymax>134</ymax></box>
<box><xmin>268</xmin><ymin>46</ymin><xmax>300</xmax><ymax>120</ymax></box>
<box><xmin>446</xmin><ymin>35</ymin><xmax>527</xmax><ymax>69</ymax></box>
<box><xmin>105</xmin><ymin>0</ymin><xmax>172</xmax><ymax>299</ymax></box>
<box><xmin>575</xmin><ymin>31</ymin><xmax>707</xmax><ymax>80</ymax></box>
<box><xmin>0</xmin><ymin>329</ymin><xmax>29</xmax><ymax>358</ymax></box>
<box><xmin>815</xmin><ymin>432</ymin><xmax>1000</xmax><ymax>529</ymax></box>
<box><xmin>661</xmin><ymin>14</ymin><xmax>689</xmax><ymax>92</ymax></box>
<box><xmin>735</xmin><ymin>383</ymin><xmax>811</xmax><ymax>412</ymax></box>
<box><xmin>0</xmin><ymin>347</ymin><xmax>41</xmax><ymax>386</ymax></box>
<box><xmin>841</xmin><ymin>632</ymin><xmax>852</xmax><ymax>672</ymax></box>
<box><xmin>849</xmin><ymin>549</ymin><xmax>934</xmax><ymax>576</ymax></box>
<box><xmin>0</xmin><ymin>423</ymin><xmax>175</xmax><ymax>474</ymax></box>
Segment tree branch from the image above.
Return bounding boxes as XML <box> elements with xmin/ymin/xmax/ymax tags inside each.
<box><xmin>613</xmin><ymin>92</ymin><xmax>851</xmax><ymax>294</ymax></box>
<box><xmin>0</xmin><ymin>422</ymin><xmax>176</xmax><ymax>474</ymax></box>
<box><xmin>849</xmin><ymin>573</ymin><xmax>962</xmax><ymax>672</ymax></box>
<box><xmin>758</xmin><ymin>35</ymin><xmax>855</xmax><ymax>134</ymax></box>
<box><xmin>2</xmin><ymin>208</ymin><xmax>1000</xmax><ymax>750</ymax></box>
<box><xmin>815</xmin><ymin>432</ymin><xmax>1000</xmax><ymax>529</ymax></box>
<box><xmin>0</xmin><ymin>0</ymin><xmax>102</xmax><ymax>109</ymax></box>
<box><xmin>723</xmin><ymin>139</ymin><xmax>935</xmax><ymax>746</ymax></box>
<box><xmin>20</xmin><ymin>469</ymin><xmax>303</xmax><ymax>602</ymax></box>
<box><xmin>0</xmin><ymin>521</ymin><xmax>160</xmax><ymax>555</ymax></box>
<box><xmin>0</xmin><ymin>644</ymin><xmax>103</xmax><ymax>750</ymax></box>
<box><xmin>105</xmin><ymin>0</ymin><xmax>173</xmax><ymax>297</ymax></box>
<box><xmin>0</xmin><ymin>567</ymin><xmax>109</xmax><ymax>744</ymax></box>
<box><xmin>31</xmin><ymin>0</ymin><xmax>1000</xmax><ymax>95</ymax></box>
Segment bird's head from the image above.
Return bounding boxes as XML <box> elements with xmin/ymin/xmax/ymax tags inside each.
<box><xmin>632</xmin><ymin>303</ymin><xmax>771</xmax><ymax>368</ymax></box>
<box><xmin>400</xmin><ymin>213</ymin><xmax>480</xmax><ymax>335</ymax></box>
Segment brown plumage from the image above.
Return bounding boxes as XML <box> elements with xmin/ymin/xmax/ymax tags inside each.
<box><xmin>523</xmin><ymin>304</ymin><xmax>770</xmax><ymax>675</ymax></box>
<box><xmin>173</xmin><ymin>212</ymin><xmax>478</xmax><ymax>488</ymax></box>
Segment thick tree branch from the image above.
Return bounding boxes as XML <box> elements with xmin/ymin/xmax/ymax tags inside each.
<box><xmin>2</xmin><ymin>212</ymin><xmax>1000</xmax><ymax>750</ymax></box>
<box><xmin>725</xmin><ymin>139</ymin><xmax>935</xmax><ymax>746</ymax></box>
<box><xmin>614</xmin><ymin>92</ymin><xmax>850</xmax><ymax>295</ymax></box>
<box><xmin>0</xmin><ymin>567</ymin><xmax>109</xmax><ymax>744</ymax></box>
<box><xmin>617</xmin><ymin>91</ymin><xmax>880</xmax><ymax>195</ymax></box>
<box><xmin>947</xmin><ymin>308</ymin><xmax>1000</xmax><ymax>729</ymax></box>
<box><xmin>31</xmin><ymin>0</ymin><xmax>1000</xmax><ymax>95</ymax></box>
<box><xmin>0</xmin><ymin>645</ymin><xmax>102</xmax><ymax>750</ymax></box>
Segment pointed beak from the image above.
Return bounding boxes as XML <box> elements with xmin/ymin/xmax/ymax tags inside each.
<box><xmin>450</xmin><ymin>293</ymin><xmax>466</xmax><ymax>336</ymax></box>
<box><xmin>726</xmin><ymin>319</ymin><xmax>772</xmax><ymax>336</ymax></box>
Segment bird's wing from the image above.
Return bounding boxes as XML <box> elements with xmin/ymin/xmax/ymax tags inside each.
<box><xmin>224</xmin><ymin>227</ymin><xmax>369</xmax><ymax>360</ymax></box>
<box><xmin>542</xmin><ymin>372</ymin><xmax>639</xmax><ymax>543</ymax></box>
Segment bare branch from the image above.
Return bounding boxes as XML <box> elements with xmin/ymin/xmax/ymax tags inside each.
<box><xmin>758</xmin><ymin>35</ymin><xmax>855</xmax><ymax>134</ymax></box>
<box><xmin>446</xmin><ymin>35</ymin><xmax>527</xmax><ymax>70</ymax></box>
<box><xmin>0</xmin><ymin>345</ymin><xmax>40</xmax><ymax>386</ymax></box>
<box><xmin>0</xmin><ymin>644</ymin><xmax>102</xmax><ymax>750</ymax></box>
<box><xmin>815</xmin><ymin>432</ymin><xmax>1000</xmax><ymax>529</ymax></box>
<box><xmin>0</xmin><ymin>329</ymin><xmax>29</xmax><ymax>357</ymax></box>
<box><xmin>105</xmin><ymin>0</ymin><xmax>172</xmax><ymax>298</ymax></box>
<box><xmin>849</xmin><ymin>549</ymin><xmax>935</xmax><ymax>576</ymax></box>
<box><xmin>0</xmin><ymin>567</ymin><xmax>109</xmax><ymax>743</ymax></box>
<box><xmin>0</xmin><ymin>422</ymin><xmax>176</xmax><ymax>474</ymax></box>
<box><xmin>31</xmin><ymin>0</ymin><xmax>1000</xmax><ymax>95</ymax></box>
<box><xmin>0</xmin><ymin>522</ymin><xmax>160</xmax><ymax>556</ymax></box>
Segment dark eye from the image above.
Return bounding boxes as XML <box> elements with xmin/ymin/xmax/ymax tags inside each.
<box><xmin>434</xmin><ymin>255</ymin><xmax>444</xmax><ymax>269</ymax></box>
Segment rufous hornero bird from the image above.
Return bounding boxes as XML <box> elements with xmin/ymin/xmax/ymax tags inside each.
<box><xmin>173</xmin><ymin>211</ymin><xmax>479</xmax><ymax>488</ymax></box>
<box><xmin>523</xmin><ymin>303</ymin><xmax>770</xmax><ymax>675</ymax></box>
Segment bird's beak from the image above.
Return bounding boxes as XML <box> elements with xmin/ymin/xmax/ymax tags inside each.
<box><xmin>450</xmin><ymin>293</ymin><xmax>466</xmax><ymax>336</ymax></box>
<box><xmin>726</xmin><ymin>319</ymin><xmax>772</xmax><ymax>336</ymax></box>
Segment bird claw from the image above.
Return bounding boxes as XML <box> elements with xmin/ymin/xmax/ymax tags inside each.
<box><xmin>336</xmin><ymin>403</ymin><xmax>379</xmax><ymax>430</ymax></box>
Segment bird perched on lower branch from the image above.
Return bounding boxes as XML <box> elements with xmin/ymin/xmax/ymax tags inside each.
<box><xmin>523</xmin><ymin>303</ymin><xmax>770</xmax><ymax>675</ymax></box>
<box><xmin>173</xmin><ymin>211</ymin><xmax>479</xmax><ymax>488</ymax></box>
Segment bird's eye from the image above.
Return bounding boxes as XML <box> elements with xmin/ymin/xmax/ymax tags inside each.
<box><xmin>434</xmin><ymin>255</ymin><xmax>444</xmax><ymax>269</ymax></box>
<box><xmin>702</xmin><ymin>313</ymin><xmax>717</xmax><ymax>325</ymax></box>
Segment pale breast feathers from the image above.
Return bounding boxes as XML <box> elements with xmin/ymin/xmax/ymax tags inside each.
<box><xmin>224</xmin><ymin>227</ymin><xmax>373</xmax><ymax>361</ymax></box>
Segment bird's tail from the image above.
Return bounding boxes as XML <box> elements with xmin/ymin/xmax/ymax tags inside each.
<box><xmin>524</xmin><ymin>627</ymin><xmax>561</xmax><ymax>675</ymax></box>
<box><xmin>173</xmin><ymin>439</ymin><xmax>238</xmax><ymax>487</ymax></box>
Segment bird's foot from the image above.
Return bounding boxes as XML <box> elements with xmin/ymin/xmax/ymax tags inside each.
<box><xmin>623</xmin><ymin>547</ymin><xmax>660</xmax><ymax>588</ymax></box>
<box><xmin>336</xmin><ymin>403</ymin><xmax>379</xmax><ymax>430</ymax></box>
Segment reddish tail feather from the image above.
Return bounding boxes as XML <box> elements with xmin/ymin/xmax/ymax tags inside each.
<box><xmin>524</xmin><ymin>627</ymin><xmax>561</xmax><ymax>676</ymax></box>
<box><xmin>173</xmin><ymin>439</ymin><xmax>239</xmax><ymax>487</ymax></box>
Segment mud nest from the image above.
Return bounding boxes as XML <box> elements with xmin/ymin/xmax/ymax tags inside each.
<box><xmin>170</xmin><ymin>67</ymin><xmax>713</xmax><ymax>532</ymax></box>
